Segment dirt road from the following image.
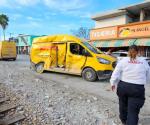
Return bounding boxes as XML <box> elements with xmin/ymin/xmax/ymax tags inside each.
<box><xmin>0</xmin><ymin>55</ymin><xmax>150</xmax><ymax>125</ymax></box>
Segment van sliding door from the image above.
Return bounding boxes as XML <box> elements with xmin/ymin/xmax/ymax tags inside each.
<box><xmin>50</xmin><ymin>42</ymin><xmax>67</xmax><ymax>68</ymax></box>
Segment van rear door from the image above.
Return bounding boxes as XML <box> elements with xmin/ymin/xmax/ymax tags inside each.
<box><xmin>1</xmin><ymin>42</ymin><xmax>16</xmax><ymax>59</ymax></box>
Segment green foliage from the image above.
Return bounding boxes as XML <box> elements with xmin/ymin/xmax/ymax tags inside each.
<box><xmin>0</xmin><ymin>14</ymin><xmax>9</xmax><ymax>40</ymax></box>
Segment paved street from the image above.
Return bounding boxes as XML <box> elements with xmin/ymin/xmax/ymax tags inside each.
<box><xmin>0</xmin><ymin>55</ymin><xmax>150</xmax><ymax>125</ymax></box>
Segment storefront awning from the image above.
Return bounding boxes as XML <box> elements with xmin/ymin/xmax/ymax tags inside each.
<box><xmin>134</xmin><ymin>38</ymin><xmax>150</xmax><ymax>46</ymax></box>
<box><xmin>91</xmin><ymin>39</ymin><xmax>136</xmax><ymax>48</ymax></box>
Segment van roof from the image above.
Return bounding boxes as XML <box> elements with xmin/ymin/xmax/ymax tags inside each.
<box><xmin>32</xmin><ymin>34</ymin><xmax>82</xmax><ymax>44</ymax></box>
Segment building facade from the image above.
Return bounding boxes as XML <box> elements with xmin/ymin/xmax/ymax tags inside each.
<box><xmin>90</xmin><ymin>1</ymin><xmax>150</xmax><ymax>57</ymax></box>
<box><xmin>16</xmin><ymin>35</ymin><xmax>41</xmax><ymax>54</ymax></box>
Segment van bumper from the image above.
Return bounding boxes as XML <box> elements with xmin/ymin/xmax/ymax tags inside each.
<box><xmin>96</xmin><ymin>70</ymin><xmax>112</xmax><ymax>80</ymax></box>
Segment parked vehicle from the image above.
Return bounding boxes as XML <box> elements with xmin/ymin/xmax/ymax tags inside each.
<box><xmin>30</xmin><ymin>35</ymin><xmax>116</xmax><ymax>81</ymax></box>
<box><xmin>111</xmin><ymin>51</ymin><xmax>128</xmax><ymax>61</ymax></box>
<box><xmin>112</xmin><ymin>51</ymin><xmax>150</xmax><ymax>65</ymax></box>
<box><xmin>144</xmin><ymin>57</ymin><xmax>150</xmax><ymax>66</ymax></box>
<box><xmin>0</xmin><ymin>41</ymin><xmax>17</xmax><ymax>60</ymax></box>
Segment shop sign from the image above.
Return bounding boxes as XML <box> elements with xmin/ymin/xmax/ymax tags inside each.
<box><xmin>90</xmin><ymin>27</ymin><xmax>118</xmax><ymax>40</ymax></box>
<box><xmin>119</xmin><ymin>23</ymin><xmax>150</xmax><ymax>38</ymax></box>
<box><xmin>90</xmin><ymin>21</ymin><xmax>150</xmax><ymax>40</ymax></box>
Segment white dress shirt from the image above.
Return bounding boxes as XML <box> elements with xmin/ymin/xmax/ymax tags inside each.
<box><xmin>110</xmin><ymin>57</ymin><xmax>150</xmax><ymax>86</ymax></box>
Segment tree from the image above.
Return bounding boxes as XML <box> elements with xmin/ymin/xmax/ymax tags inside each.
<box><xmin>71</xmin><ymin>27</ymin><xmax>90</xmax><ymax>40</ymax></box>
<box><xmin>0</xmin><ymin>14</ymin><xmax>9</xmax><ymax>41</ymax></box>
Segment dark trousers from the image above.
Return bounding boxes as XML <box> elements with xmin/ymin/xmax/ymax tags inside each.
<box><xmin>117</xmin><ymin>81</ymin><xmax>145</xmax><ymax>125</ymax></box>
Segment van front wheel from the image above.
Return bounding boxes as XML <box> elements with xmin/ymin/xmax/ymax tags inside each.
<box><xmin>82</xmin><ymin>68</ymin><xmax>97</xmax><ymax>82</ymax></box>
<box><xmin>35</xmin><ymin>63</ymin><xmax>44</xmax><ymax>73</ymax></box>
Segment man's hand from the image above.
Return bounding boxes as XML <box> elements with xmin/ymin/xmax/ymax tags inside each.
<box><xmin>111</xmin><ymin>85</ymin><xmax>116</xmax><ymax>91</ymax></box>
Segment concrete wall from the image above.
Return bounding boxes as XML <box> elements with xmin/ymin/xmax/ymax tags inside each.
<box><xmin>95</xmin><ymin>15</ymin><xmax>127</xmax><ymax>28</ymax></box>
<box><xmin>95</xmin><ymin>15</ymin><xmax>133</xmax><ymax>28</ymax></box>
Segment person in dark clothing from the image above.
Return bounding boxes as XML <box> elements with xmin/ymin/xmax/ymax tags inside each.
<box><xmin>72</xmin><ymin>44</ymin><xmax>80</xmax><ymax>55</ymax></box>
<box><xmin>110</xmin><ymin>45</ymin><xmax>150</xmax><ymax>125</ymax></box>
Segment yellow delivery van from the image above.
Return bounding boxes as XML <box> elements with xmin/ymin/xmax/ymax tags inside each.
<box><xmin>0</xmin><ymin>41</ymin><xmax>17</xmax><ymax>60</ymax></box>
<box><xmin>30</xmin><ymin>35</ymin><xmax>116</xmax><ymax>81</ymax></box>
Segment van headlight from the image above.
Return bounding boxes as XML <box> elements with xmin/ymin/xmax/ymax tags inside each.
<box><xmin>97</xmin><ymin>57</ymin><xmax>110</xmax><ymax>64</ymax></box>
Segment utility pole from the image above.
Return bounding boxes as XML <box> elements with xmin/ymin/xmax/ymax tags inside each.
<box><xmin>9</xmin><ymin>32</ymin><xmax>13</xmax><ymax>38</ymax></box>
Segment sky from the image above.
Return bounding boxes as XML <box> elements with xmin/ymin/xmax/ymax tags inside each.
<box><xmin>0</xmin><ymin>0</ymin><xmax>144</xmax><ymax>39</ymax></box>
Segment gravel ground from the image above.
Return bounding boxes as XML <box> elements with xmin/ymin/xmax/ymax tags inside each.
<box><xmin>0</xmin><ymin>55</ymin><xmax>150</xmax><ymax>125</ymax></box>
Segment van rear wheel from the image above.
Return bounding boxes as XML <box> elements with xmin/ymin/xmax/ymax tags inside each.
<box><xmin>35</xmin><ymin>63</ymin><xmax>44</xmax><ymax>73</ymax></box>
<box><xmin>82</xmin><ymin>68</ymin><xmax>97</xmax><ymax>82</ymax></box>
<box><xmin>30</xmin><ymin>62</ymin><xmax>36</xmax><ymax>71</ymax></box>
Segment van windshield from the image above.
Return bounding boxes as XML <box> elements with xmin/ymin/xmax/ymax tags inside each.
<box><xmin>82</xmin><ymin>42</ymin><xmax>102</xmax><ymax>54</ymax></box>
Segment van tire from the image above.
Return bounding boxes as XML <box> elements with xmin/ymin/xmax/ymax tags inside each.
<box><xmin>35</xmin><ymin>62</ymin><xmax>44</xmax><ymax>73</ymax></box>
<box><xmin>82</xmin><ymin>68</ymin><xmax>97</xmax><ymax>82</ymax></box>
<box><xmin>30</xmin><ymin>62</ymin><xmax>36</xmax><ymax>71</ymax></box>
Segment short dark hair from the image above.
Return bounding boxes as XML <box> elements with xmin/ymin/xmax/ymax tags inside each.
<box><xmin>129</xmin><ymin>45</ymin><xmax>138</xmax><ymax>52</ymax></box>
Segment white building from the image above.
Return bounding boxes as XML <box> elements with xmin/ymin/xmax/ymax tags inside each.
<box><xmin>92</xmin><ymin>1</ymin><xmax>150</xmax><ymax>28</ymax></box>
<box><xmin>90</xmin><ymin>1</ymin><xmax>150</xmax><ymax>57</ymax></box>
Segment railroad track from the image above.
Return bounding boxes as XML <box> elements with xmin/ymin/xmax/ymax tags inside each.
<box><xmin>0</xmin><ymin>96</ymin><xmax>25</xmax><ymax>125</ymax></box>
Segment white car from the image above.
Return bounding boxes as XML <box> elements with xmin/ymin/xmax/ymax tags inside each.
<box><xmin>111</xmin><ymin>51</ymin><xmax>128</xmax><ymax>61</ymax></box>
<box><xmin>112</xmin><ymin>51</ymin><xmax>150</xmax><ymax>65</ymax></box>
